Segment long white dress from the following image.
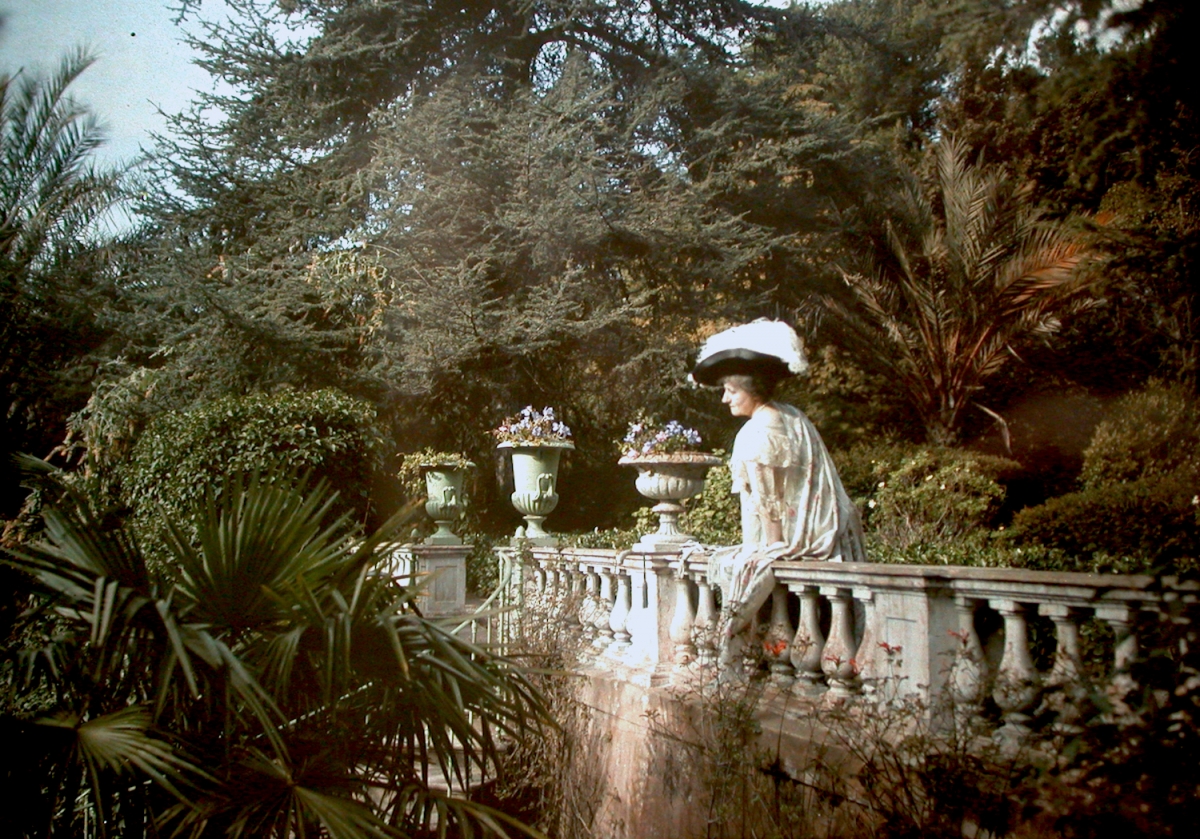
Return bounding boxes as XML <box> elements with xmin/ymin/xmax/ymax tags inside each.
<box><xmin>708</xmin><ymin>401</ymin><xmax>865</xmax><ymax>634</ymax></box>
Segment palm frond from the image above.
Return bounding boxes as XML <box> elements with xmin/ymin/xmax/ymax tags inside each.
<box><xmin>822</xmin><ymin>134</ymin><xmax>1099</xmax><ymax>443</ymax></box>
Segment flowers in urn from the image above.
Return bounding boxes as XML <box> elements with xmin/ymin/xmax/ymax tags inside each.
<box><xmin>620</xmin><ymin>415</ymin><xmax>703</xmax><ymax>458</ymax></box>
<box><xmin>494</xmin><ymin>406</ymin><xmax>573</xmax><ymax>546</ymax></box>
<box><xmin>493</xmin><ymin>406</ymin><xmax>572</xmax><ymax>445</ymax></box>
<box><xmin>618</xmin><ymin>414</ymin><xmax>720</xmax><ymax>550</ymax></box>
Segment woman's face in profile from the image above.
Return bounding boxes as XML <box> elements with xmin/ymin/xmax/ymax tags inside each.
<box><xmin>721</xmin><ymin>380</ymin><xmax>760</xmax><ymax>417</ymax></box>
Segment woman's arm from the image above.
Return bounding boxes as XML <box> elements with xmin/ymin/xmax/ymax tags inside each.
<box><xmin>746</xmin><ymin>462</ymin><xmax>785</xmax><ymax>546</ymax></box>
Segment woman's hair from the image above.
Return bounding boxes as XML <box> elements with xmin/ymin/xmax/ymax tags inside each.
<box><xmin>721</xmin><ymin>372</ymin><xmax>778</xmax><ymax>402</ymax></box>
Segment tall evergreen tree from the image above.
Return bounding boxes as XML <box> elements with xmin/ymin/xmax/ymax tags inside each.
<box><xmin>75</xmin><ymin>1</ymin><xmax>888</xmax><ymax>528</ymax></box>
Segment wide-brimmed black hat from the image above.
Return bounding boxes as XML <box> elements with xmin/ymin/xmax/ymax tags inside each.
<box><xmin>690</xmin><ymin>320</ymin><xmax>808</xmax><ymax>387</ymax></box>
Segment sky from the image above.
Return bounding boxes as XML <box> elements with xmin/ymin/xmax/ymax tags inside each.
<box><xmin>0</xmin><ymin>0</ymin><xmax>218</xmax><ymax>166</ymax></box>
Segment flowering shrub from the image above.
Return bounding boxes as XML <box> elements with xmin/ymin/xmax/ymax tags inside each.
<box><xmin>838</xmin><ymin>445</ymin><xmax>1019</xmax><ymax>551</ymax></box>
<box><xmin>493</xmin><ymin>405</ymin><xmax>572</xmax><ymax>445</ymax></box>
<box><xmin>620</xmin><ymin>415</ymin><xmax>703</xmax><ymax>457</ymax></box>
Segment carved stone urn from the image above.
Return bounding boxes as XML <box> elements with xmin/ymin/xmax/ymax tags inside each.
<box><xmin>421</xmin><ymin>461</ymin><xmax>473</xmax><ymax>546</ymax></box>
<box><xmin>499</xmin><ymin>440</ymin><xmax>574</xmax><ymax>546</ymax></box>
<box><xmin>619</xmin><ymin>452</ymin><xmax>722</xmax><ymax>551</ymax></box>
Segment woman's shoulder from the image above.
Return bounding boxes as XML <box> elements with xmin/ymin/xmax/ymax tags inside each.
<box><xmin>752</xmin><ymin>402</ymin><xmax>788</xmax><ymax>426</ymax></box>
<box><xmin>732</xmin><ymin>404</ymin><xmax>794</xmax><ymax>463</ymax></box>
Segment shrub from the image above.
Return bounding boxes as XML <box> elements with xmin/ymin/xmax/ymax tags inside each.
<box><xmin>678</xmin><ymin>450</ymin><xmax>740</xmax><ymax>546</ymax></box>
<box><xmin>564</xmin><ymin>527</ymin><xmax>638</xmax><ymax>551</ymax></box>
<box><xmin>833</xmin><ymin>439</ymin><xmax>923</xmax><ymax>503</ymax></box>
<box><xmin>1013</xmin><ymin>608</ymin><xmax>1200</xmax><ymax>838</ymax></box>
<box><xmin>852</xmin><ymin>445</ymin><xmax>1020</xmax><ymax>551</ymax></box>
<box><xmin>1007</xmin><ymin>468</ymin><xmax>1200</xmax><ymax>572</ymax></box>
<box><xmin>120</xmin><ymin>388</ymin><xmax>385</xmax><ymax>557</ymax></box>
<box><xmin>1081</xmin><ymin>380</ymin><xmax>1200</xmax><ymax>489</ymax></box>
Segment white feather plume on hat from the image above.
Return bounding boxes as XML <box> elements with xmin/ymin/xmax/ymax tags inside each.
<box><xmin>690</xmin><ymin>319</ymin><xmax>808</xmax><ymax>385</ymax></box>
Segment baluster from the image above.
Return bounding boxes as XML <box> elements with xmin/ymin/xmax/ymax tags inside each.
<box><xmin>990</xmin><ymin>599</ymin><xmax>1042</xmax><ymax>739</ymax></box>
<box><xmin>564</xmin><ymin>563</ymin><xmax>586</xmax><ymax>633</ymax></box>
<box><xmin>608</xmin><ymin>571</ymin><xmax>632</xmax><ymax>655</ymax></box>
<box><xmin>1096</xmin><ymin>604</ymin><xmax>1139</xmax><ymax>696</ymax></box>
<box><xmin>949</xmin><ymin>597</ymin><xmax>987</xmax><ymax>713</ymax></box>
<box><xmin>1039</xmin><ymin>603</ymin><xmax>1086</xmax><ymax>730</ymax></box>
<box><xmin>578</xmin><ymin>564</ymin><xmax>599</xmax><ymax>642</ymax></box>
<box><xmin>550</xmin><ymin>562</ymin><xmax>570</xmax><ymax>636</ymax></box>
<box><xmin>540</xmin><ymin>562</ymin><xmax>555</xmax><ymax>617</ymax></box>
<box><xmin>669</xmin><ymin>564</ymin><xmax>697</xmax><ymax>675</ymax></box>
<box><xmin>692</xmin><ymin>573</ymin><xmax>718</xmax><ymax>669</ymax></box>
<box><xmin>554</xmin><ymin>563</ymin><xmax>571</xmax><ymax>628</ymax></box>
<box><xmin>594</xmin><ymin>566</ymin><xmax>616</xmax><ymax>648</ymax></box>
<box><xmin>764</xmin><ymin>584</ymin><xmax>795</xmax><ymax>686</ymax></box>
<box><xmin>532</xmin><ymin>562</ymin><xmax>548</xmax><ymax>614</ymax></box>
<box><xmin>789</xmin><ymin>584</ymin><xmax>826</xmax><ymax>696</ymax></box>
<box><xmin>820</xmin><ymin>587</ymin><xmax>860</xmax><ymax>698</ymax></box>
<box><xmin>852</xmin><ymin>589</ymin><xmax>882</xmax><ymax>696</ymax></box>
<box><xmin>1040</xmin><ymin>604</ymin><xmax>1084</xmax><ymax>687</ymax></box>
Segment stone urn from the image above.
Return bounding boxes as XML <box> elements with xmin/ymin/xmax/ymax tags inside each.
<box><xmin>619</xmin><ymin>452</ymin><xmax>722</xmax><ymax>551</ymax></box>
<box><xmin>421</xmin><ymin>461</ymin><xmax>474</xmax><ymax>546</ymax></box>
<box><xmin>499</xmin><ymin>440</ymin><xmax>574</xmax><ymax>546</ymax></box>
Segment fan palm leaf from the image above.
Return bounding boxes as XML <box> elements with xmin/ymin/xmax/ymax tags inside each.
<box><xmin>4</xmin><ymin>463</ymin><xmax>549</xmax><ymax>837</ymax></box>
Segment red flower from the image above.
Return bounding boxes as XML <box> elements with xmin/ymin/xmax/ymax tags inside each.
<box><xmin>764</xmin><ymin>639</ymin><xmax>788</xmax><ymax>656</ymax></box>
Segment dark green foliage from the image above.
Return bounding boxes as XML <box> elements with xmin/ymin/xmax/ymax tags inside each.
<box><xmin>1006</xmin><ymin>381</ymin><xmax>1200</xmax><ymax>572</ymax></box>
<box><xmin>1080</xmin><ymin>380</ymin><xmax>1200</xmax><ymax>489</ymax></box>
<box><xmin>1008</xmin><ymin>470</ymin><xmax>1200</xmax><ymax>571</ymax></box>
<box><xmin>1014</xmin><ymin>605</ymin><xmax>1200</xmax><ymax>838</ymax></box>
<box><xmin>784</xmin><ymin>345</ymin><xmax>913</xmax><ymax>452</ymax></box>
<box><xmin>1</xmin><ymin>465</ymin><xmax>547</xmax><ymax>838</ymax></box>
<box><xmin>821</xmin><ymin>136</ymin><xmax>1096</xmax><ymax>446</ymax></box>
<box><xmin>1</xmin><ymin>51</ymin><xmax>121</xmax><ymax>517</ymax></box>
<box><xmin>837</xmin><ymin>441</ymin><xmax>1019</xmax><ymax>552</ymax></box>
<box><xmin>679</xmin><ymin>451</ymin><xmax>741</xmax><ymax>547</ymax></box>
<box><xmin>119</xmin><ymin>389</ymin><xmax>385</xmax><ymax>557</ymax></box>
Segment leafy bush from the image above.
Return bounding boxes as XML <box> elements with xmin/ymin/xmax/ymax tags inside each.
<box><xmin>862</xmin><ymin>533</ymin><xmax>1152</xmax><ymax>574</ymax></box>
<box><xmin>120</xmin><ymin>388</ymin><xmax>385</xmax><ymax>556</ymax></box>
<box><xmin>845</xmin><ymin>445</ymin><xmax>1020</xmax><ymax>552</ymax></box>
<box><xmin>832</xmin><ymin>439</ymin><xmax>923</xmax><ymax>503</ymax></box>
<box><xmin>1</xmin><ymin>467</ymin><xmax>546</xmax><ymax>838</ymax></box>
<box><xmin>1081</xmin><ymin>380</ymin><xmax>1200</xmax><ymax>489</ymax></box>
<box><xmin>1013</xmin><ymin>607</ymin><xmax>1200</xmax><ymax>838</ymax></box>
<box><xmin>1007</xmin><ymin>469</ymin><xmax>1200</xmax><ymax>572</ymax></box>
<box><xmin>679</xmin><ymin>450</ymin><xmax>740</xmax><ymax>546</ymax></box>
<box><xmin>564</xmin><ymin>527</ymin><xmax>638</xmax><ymax>551</ymax></box>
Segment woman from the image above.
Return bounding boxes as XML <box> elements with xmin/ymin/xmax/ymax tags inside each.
<box><xmin>692</xmin><ymin>320</ymin><xmax>865</xmax><ymax>662</ymax></box>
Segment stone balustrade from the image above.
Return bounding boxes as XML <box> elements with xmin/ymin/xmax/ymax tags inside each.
<box><xmin>495</xmin><ymin>544</ymin><xmax>1198</xmax><ymax>724</ymax></box>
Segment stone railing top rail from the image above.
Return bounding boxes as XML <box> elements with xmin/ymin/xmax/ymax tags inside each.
<box><xmin>513</xmin><ymin>545</ymin><xmax>1198</xmax><ymax>608</ymax></box>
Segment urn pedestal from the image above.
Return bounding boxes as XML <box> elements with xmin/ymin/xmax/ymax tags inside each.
<box><xmin>384</xmin><ymin>544</ymin><xmax>468</xmax><ymax>617</ymax></box>
<box><xmin>619</xmin><ymin>453</ymin><xmax>722</xmax><ymax>552</ymax></box>
<box><xmin>499</xmin><ymin>440</ymin><xmax>574</xmax><ymax>547</ymax></box>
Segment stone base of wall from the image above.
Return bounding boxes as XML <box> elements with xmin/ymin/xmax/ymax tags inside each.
<box><xmin>572</xmin><ymin>668</ymin><xmax>865</xmax><ymax>839</ymax></box>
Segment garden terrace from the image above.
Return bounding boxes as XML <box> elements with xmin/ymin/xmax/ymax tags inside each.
<box><xmin>461</xmin><ymin>544</ymin><xmax>1200</xmax><ymax>836</ymax></box>
<box><xmin>493</xmin><ymin>545</ymin><xmax>1197</xmax><ymax>723</ymax></box>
